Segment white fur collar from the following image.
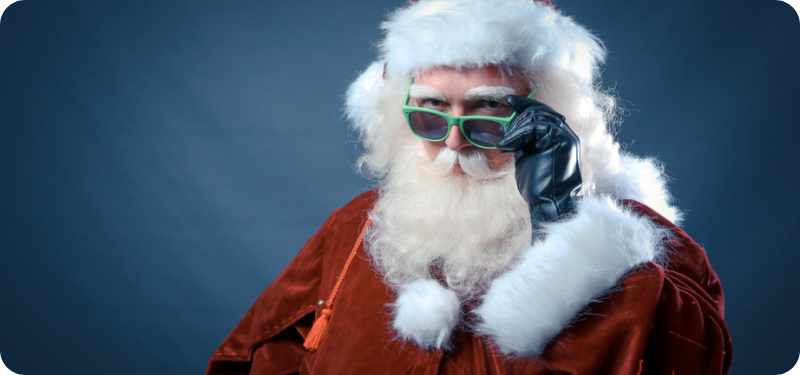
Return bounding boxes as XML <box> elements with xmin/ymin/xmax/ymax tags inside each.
<box><xmin>392</xmin><ymin>195</ymin><xmax>670</xmax><ymax>355</ymax></box>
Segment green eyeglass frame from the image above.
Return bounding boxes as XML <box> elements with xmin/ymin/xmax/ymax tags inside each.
<box><xmin>401</xmin><ymin>79</ymin><xmax>537</xmax><ymax>149</ymax></box>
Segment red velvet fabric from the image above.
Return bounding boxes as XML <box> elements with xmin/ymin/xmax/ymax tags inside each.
<box><xmin>207</xmin><ymin>191</ymin><xmax>732</xmax><ymax>375</ymax></box>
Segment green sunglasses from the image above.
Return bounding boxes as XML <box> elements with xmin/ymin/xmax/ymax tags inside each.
<box><xmin>402</xmin><ymin>79</ymin><xmax>536</xmax><ymax>149</ymax></box>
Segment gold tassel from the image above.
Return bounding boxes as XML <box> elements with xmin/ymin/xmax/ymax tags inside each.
<box><xmin>303</xmin><ymin>307</ymin><xmax>332</xmax><ymax>351</ymax></box>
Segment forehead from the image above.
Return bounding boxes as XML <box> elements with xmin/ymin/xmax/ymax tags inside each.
<box><xmin>413</xmin><ymin>65</ymin><xmax>529</xmax><ymax>94</ymax></box>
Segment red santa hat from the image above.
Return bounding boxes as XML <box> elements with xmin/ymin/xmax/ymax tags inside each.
<box><xmin>344</xmin><ymin>0</ymin><xmax>681</xmax><ymax>224</ymax></box>
<box><xmin>345</xmin><ymin>0</ymin><xmax>610</xmax><ymax>148</ymax></box>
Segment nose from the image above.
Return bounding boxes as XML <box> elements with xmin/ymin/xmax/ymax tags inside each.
<box><xmin>444</xmin><ymin>124</ymin><xmax>472</xmax><ymax>151</ymax></box>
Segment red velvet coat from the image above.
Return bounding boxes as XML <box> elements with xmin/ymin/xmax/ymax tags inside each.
<box><xmin>207</xmin><ymin>191</ymin><xmax>732</xmax><ymax>375</ymax></box>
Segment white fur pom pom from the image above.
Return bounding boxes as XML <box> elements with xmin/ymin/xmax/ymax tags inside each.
<box><xmin>475</xmin><ymin>196</ymin><xmax>668</xmax><ymax>357</ymax></box>
<box><xmin>345</xmin><ymin>61</ymin><xmax>385</xmax><ymax>132</ymax></box>
<box><xmin>393</xmin><ymin>279</ymin><xmax>461</xmax><ymax>350</ymax></box>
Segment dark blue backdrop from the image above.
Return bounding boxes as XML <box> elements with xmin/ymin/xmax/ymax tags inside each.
<box><xmin>0</xmin><ymin>0</ymin><xmax>798</xmax><ymax>374</ymax></box>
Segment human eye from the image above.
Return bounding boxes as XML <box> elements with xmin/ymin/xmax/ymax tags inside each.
<box><xmin>419</xmin><ymin>98</ymin><xmax>446</xmax><ymax>109</ymax></box>
<box><xmin>475</xmin><ymin>99</ymin><xmax>512</xmax><ymax>116</ymax></box>
<box><xmin>482</xmin><ymin>99</ymin><xmax>503</xmax><ymax>109</ymax></box>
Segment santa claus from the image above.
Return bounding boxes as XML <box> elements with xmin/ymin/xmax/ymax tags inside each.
<box><xmin>207</xmin><ymin>0</ymin><xmax>732</xmax><ymax>373</ymax></box>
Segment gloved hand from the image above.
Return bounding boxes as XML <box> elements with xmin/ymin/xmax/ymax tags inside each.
<box><xmin>497</xmin><ymin>95</ymin><xmax>582</xmax><ymax>228</ymax></box>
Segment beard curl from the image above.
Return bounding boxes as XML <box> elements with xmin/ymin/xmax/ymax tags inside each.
<box><xmin>365</xmin><ymin>142</ymin><xmax>531</xmax><ymax>299</ymax></box>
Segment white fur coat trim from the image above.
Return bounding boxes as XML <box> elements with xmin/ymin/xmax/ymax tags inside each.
<box><xmin>393</xmin><ymin>279</ymin><xmax>461</xmax><ymax>350</ymax></box>
<box><xmin>473</xmin><ymin>196</ymin><xmax>669</xmax><ymax>356</ymax></box>
<box><xmin>392</xmin><ymin>196</ymin><xmax>668</xmax><ymax>353</ymax></box>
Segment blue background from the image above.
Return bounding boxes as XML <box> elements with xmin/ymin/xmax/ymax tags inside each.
<box><xmin>0</xmin><ymin>0</ymin><xmax>798</xmax><ymax>373</ymax></box>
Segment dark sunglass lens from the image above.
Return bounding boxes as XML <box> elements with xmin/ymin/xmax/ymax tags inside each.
<box><xmin>462</xmin><ymin>120</ymin><xmax>506</xmax><ymax>147</ymax></box>
<box><xmin>409</xmin><ymin>111</ymin><xmax>449</xmax><ymax>140</ymax></box>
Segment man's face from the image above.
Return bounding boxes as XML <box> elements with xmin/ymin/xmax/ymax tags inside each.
<box><xmin>410</xmin><ymin>65</ymin><xmax>530</xmax><ymax>173</ymax></box>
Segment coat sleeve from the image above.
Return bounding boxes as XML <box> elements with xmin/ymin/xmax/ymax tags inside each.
<box><xmin>637</xmin><ymin>202</ymin><xmax>732</xmax><ymax>374</ymax></box>
<box><xmin>539</xmin><ymin>201</ymin><xmax>732</xmax><ymax>375</ymax></box>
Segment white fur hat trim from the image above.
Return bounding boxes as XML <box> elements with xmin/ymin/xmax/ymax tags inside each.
<box><xmin>379</xmin><ymin>0</ymin><xmax>604</xmax><ymax>82</ymax></box>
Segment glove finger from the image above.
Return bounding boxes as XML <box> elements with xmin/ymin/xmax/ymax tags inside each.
<box><xmin>506</xmin><ymin>95</ymin><xmax>539</xmax><ymax>114</ymax></box>
<box><xmin>496</xmin><ymin>126</ymin><xmax>534</xmax><ymax>152</ymax></box>
<box><xmin>535</xmin><ymin>107</ymin><xmax>566</xmax><ymax>124</ymax></box>
<box><xmin>508</xmin><ymin>96</ymin><xmax>565</xmax><ymax>125</ymax></box>
<box><xmin>497</xmin><ymin>121</ymin><xmax>550</xmax><ymax>152</ymax></box>
<box><xmin>556</xmin><ymin>120</ymin><xmax>580</xmax><ymax>146</ymax></box>
<box><xmin>496</xmin><ymin>108</ymin><xmax>533</xmax><ymax>150</ymax></box>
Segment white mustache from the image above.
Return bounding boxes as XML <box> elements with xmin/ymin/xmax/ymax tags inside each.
<box><xmin>424</xmin><ymin>147</ymin><xmax>512</xmax><ymax>180</ymax></box>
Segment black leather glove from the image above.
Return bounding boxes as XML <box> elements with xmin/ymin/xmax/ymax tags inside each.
<box><xmin>497</xmin><ymin>95</ymin><xmax>582</xmax><ymax>228</ymax></box>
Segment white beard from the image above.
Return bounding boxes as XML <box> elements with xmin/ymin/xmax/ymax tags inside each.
<box><xmin>365</xmin><ymin>143</ymin><xmax>532</xmax><ymax>299</ymax></box>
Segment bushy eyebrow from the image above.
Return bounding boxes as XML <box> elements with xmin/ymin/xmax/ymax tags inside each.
<box><xmin>464</xmin><ymin>86</ymin><xmax>516</xmax><ymax>101</ymax></box>
<box><xmin>409</xmin><ymin>84</ymin><xmax>446</xmax><ymax>101</ymax></box>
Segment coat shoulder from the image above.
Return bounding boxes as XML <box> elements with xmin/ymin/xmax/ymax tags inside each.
<box><xmin>206</xmin><ymin>190</ymin><xmax>379</xmax><ymax>374</ymax></box>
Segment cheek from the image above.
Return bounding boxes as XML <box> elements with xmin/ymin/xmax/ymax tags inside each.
<box><xmin>422</xmin><ymin>140</ymin><xmax>443</xmax><ymax>162</ymax></box>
